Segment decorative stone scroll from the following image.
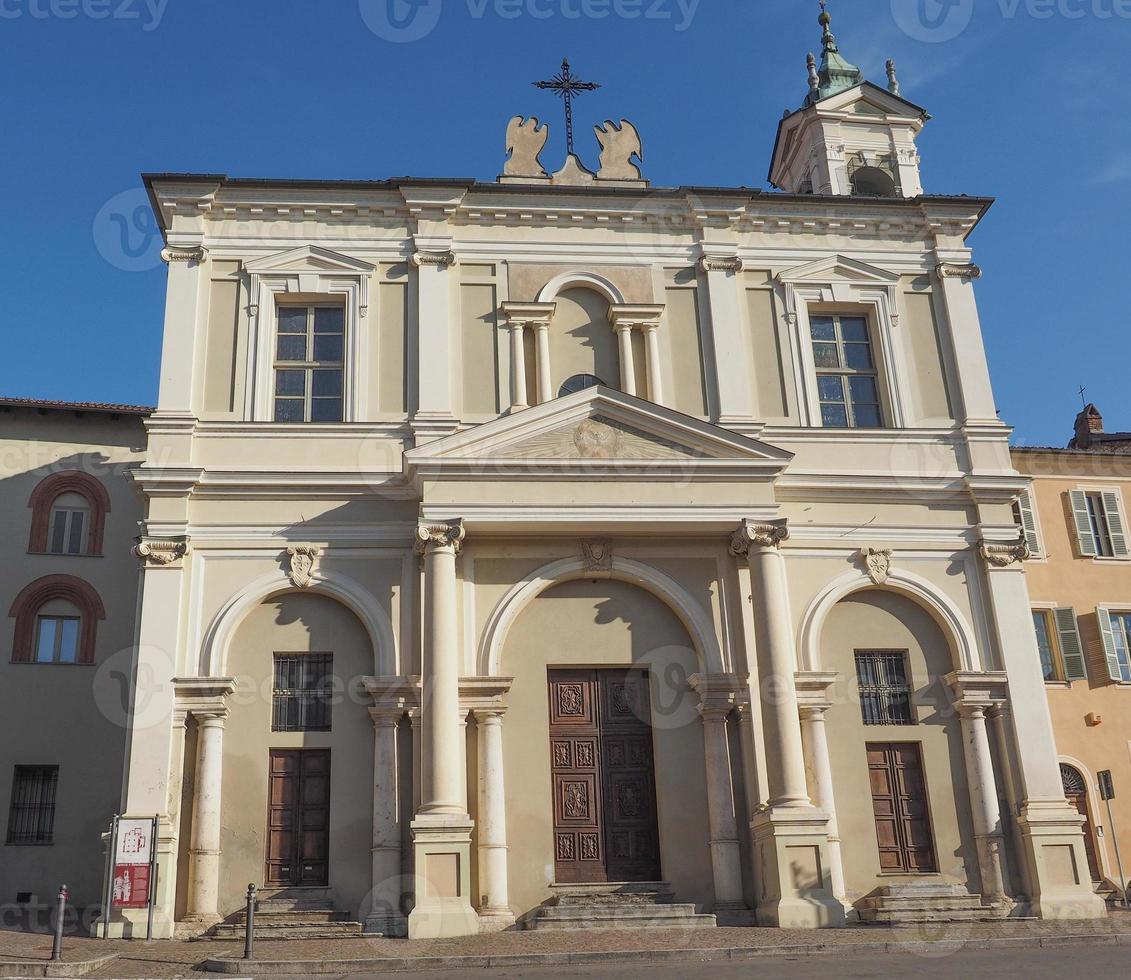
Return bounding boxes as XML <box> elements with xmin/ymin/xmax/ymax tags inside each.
<box><xmin>160</xmin><ymin>245</ymin><xmax>207</xmax><ymax>265</ymax></box>
<box><xmin>936</xmin><ymin>262</ymin><xmax>983</xmax><ymax>281</ymax></box>
<box><xmin>415</xmin><ymin>519</ymin><xmax>466</xmax><ymax>556</ymax></box>
<box><xmin>860</xmin><ymin>547</ymin><xmax>894</xmax><ymax>585</ymax></box>
<box><xmin>286</xmin><ymin>546</ymin><xmax>321</xmax><ymax>589</ymax></box>
<box><xmin>729</xmin><ymin>519</ymin><xmax>790</xmax><ymax>556</ymax></box>
<box><xmin>411</xmin><ymin>250</ymin><xmax>456</xmax><ymax>269</ymax></box>
<box><xmin>134</xmin><ymin>537</ymin><xmax>187</xmax><ymax>567</ymax></box>
<box><xmin>980</xmin><ymin>535</ymin><xmax>1030</xmax><ymax>569</ymax></box>
<box><xmin>699</xmin><ymin>255</ymin><xmax>744</xmax><ymax>275</ymax></box>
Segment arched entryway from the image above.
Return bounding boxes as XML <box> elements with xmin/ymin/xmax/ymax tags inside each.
<box><xmin>1061</xmin><ymin>763</ymin><xmax>1102</xmax><ymax>883</ymax></box>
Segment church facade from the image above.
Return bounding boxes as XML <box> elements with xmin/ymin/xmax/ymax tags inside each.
<box><xmin>0</xmin><ymin>10</ymin><xmax>1110</xmax><ymax>940</ymax></box>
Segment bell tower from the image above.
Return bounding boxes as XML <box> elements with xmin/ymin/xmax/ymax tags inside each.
<box><xmin>769</xmin><ymin>2</ymin><xmax>930</xmax><ymax>198</ymax></box>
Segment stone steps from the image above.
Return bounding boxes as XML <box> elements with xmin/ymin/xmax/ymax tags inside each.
<box><xmin>210</xmin><ymin>921</ymin><xmax>365</xmax><ymax>940</ymax></box>
<box><xmin>856</xmin><ymin>882</ymin><xmax>1009</xmax><ymax>926</ymax></box>
<box><xmin>528</xmin><ymin>881</ymin><xmax>719</xmax><ymax>932</ymax></box>
<box><xmin>209</xmin><ymin>890</ymin><xmax>366</xmax><ymax>941</ymax></box>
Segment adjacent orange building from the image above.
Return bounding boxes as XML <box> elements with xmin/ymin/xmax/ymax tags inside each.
<box><xmin>1014</xmin><ymin>405</ymin><xmax>1131</xmax><ymax>905</ymax></box>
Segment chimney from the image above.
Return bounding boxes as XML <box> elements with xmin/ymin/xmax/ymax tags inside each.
<box><xmin>1072</xmin><ymin>403</ymin><xmax>1103</xmax><ymax>449</ymax></box>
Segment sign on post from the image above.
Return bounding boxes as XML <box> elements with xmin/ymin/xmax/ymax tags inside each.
<box><xmin>112</xmin><ymin>818</ymin><xmax>155</xmax><ymax>909</ymax></box>
<box><xmin>1099</xmin><ymin>770</ymin><xmax>1116</xmax><ymax>802</ymax></box>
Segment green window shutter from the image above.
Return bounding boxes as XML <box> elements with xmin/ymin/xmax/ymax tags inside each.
<box><xmin>1070</xmin><ymin>490</ymin><xmax>1098</xmax><ymax>557</ymax></box>
<box><xmin>1017</xmin><ymin>489</ymin><xmax>1041</xmax><ymax>556</ymax></box>
<box><xmin>1101</xmin><ymin>491</ymin><xmax>1129</xmax><ymax>557</ymax></box>
<box><xmin>1054</xmin><ymin>608</ymin><xmax>1088</xmax><ymax>681</ymax></box>
<box><xmin>1097</xmin><ymin>607</ymin><xmax>1124</xmax><ymax>682</ymax></box>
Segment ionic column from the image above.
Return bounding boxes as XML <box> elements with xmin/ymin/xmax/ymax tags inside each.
<box><xmin>509</xmin><ymin>323</ymin><xmax>528</xmax><ymax>411</ymax></box>
<box><xmin>730</xmin><ymin>521</ymin><xmax>809</xmax><ymax>807</ymax></box>
<box><xmin>955</xmin><ymin>701</ymin><xmax>1007</xmax><ymax>904</ymax></box>
<box><xmin>614</xmin><ymin>323</ymin><xmax>637</xmax><ymax>396</ymax></box>
<box><xmin>186</xmin><ymin>711</ymin><xmax>226</xmax><ymax>923</ymax></box>
<box><xmin>642</xmin><ymin>322</ymin><xmax>665</xmax><ymax>405</ymax></box>
<box><xmin>367</xmin><ymin>708</ymin><xmax>405</xmax><ymax>935</ymax></box>
<box><xmin>799</xmin><ymin>704</ymin><xmax>846</xmax><ymax>902</ymax></box>
<box><xmin>475</xmin><ymin>709</ymin><xmax>514</xmax><ymax>928</ymax></box>
<box><xmin>698</xmin><ymin>705</ymin><xmax>745</xmax><ymax>911</ymax></box>
<box><xmin>416</xmin><ymin>520</ymin><xmax>466</xmax><ymax>816</ymax></box>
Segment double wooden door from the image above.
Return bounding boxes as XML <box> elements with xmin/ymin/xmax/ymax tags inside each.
<box><xmin>266</xmin><ymin>749</ymin><xmax>331</xmax><ymax>887</ymax></box>
<box><xmin>548</xmin><ymin>669</ymin><xmax>662</xmax><ymax>884</ymax></box>
<box><xmin>867</xmin><ymin>742</ymin><xmax>938</xmax><ymax>874</ymax></box>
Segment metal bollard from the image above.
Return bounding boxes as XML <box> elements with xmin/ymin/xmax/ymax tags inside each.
<box><xmin>51</xmin><ymin>885</ymin><xmax>68</xmax><ymax>962</ymax></box>
<box><xmin>243</xmin><ymin>884</ymin><xmax>256</xmax><ymax>961</ymax></box>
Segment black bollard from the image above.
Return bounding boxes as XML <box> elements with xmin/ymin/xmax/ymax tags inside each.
<box><xmin>50</xmin><ymin>885</ymin><xmax>68</xmax><ymax>962</ymax></box>
<box><xmin>243</xmin><ymin>884</ymin><xmax>256</xmax><ymax>961</ymax></box>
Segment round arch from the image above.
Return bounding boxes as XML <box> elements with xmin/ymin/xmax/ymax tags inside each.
<box><xmin>478</xmin><ymin>556</ymin><xmax>725</xmax><ymax>677</ymax></box>
<box><xmin>199</xmin><ymin>568</ymin><xmax>398</xmax><ymax>677</ymax></box>
<box><xmin>537</xmin><ymin>271</ymin><xmax>626</xmax><ymax>307</ymax></box>
<box><xmin>1059</xmin><ymin>755</ymin><xmax>1110</xmax><ymax>879</ymax></box>
<box><xmin>798</xmin><ymin>567</ymin><xmax>982</xmax><ymax>674</ymax></box>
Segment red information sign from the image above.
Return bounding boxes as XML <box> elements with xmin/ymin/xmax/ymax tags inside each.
<box><xmin>111</xmin><ymin>863</ymin><xmax>151</xmax><ymax>909</ymax></box>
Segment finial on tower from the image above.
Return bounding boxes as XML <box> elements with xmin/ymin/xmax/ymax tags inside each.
<box><xmin>819</xmin><ymin>0</ymin><xmax>835</xmax><ymax>50</ymax></box>
<box><xmin>807</xmin><ymin>53</ymin><xmax>820</xmax><ymax>97</ymax></box>
<box><xmin>886</xmin><ymin>59</ymin><xmax>901</xmax><ymax>97</ymax></box>
<box><xmin>804</xmin><ymin>0</ymin><xmax>862</xmax><ymax>107</ymax></box>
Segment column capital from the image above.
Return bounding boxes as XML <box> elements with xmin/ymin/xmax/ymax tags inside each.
<box><xmin>161</xmin><ymin>245</ymin><xmax>208</xmax><ymax>265</ymax></box>
<box><xmin>500</xmin><ymin>301</ymin><xmax>556</xmax><ymax>329</ymax></box>
<box><xmin>699</xmin><ymin>253</ymin><xmax>743</xmax><ymax>275</ymax></box>
<box><xmin>415</xmin><ymin>519</ymin><xmax>466</xmax><ymax>556</ymax></box>
<box><xmin>608</xmin><ymin>304</ymin><xmax>665</xmax><ymax>332</ymax></box>
<box><xmin>134</xmin><ymin>535</ymin><xmax>189</xmax><ymax>568</ymax></box>
<box><xmin>412</xmin><ymin>249</ymin><xmax>456</xmax><ymax>269</ymax></box>
<box><xmin>946</xmin><ymin>670</ymin><xmax>1010</xmax><ymax>710</ymax></box>
<box><xmin>472</xmin><ymin>707</ymin><xmax>507</xmax><ymax>724</ymax></box>
<box><xmin>980</xmin><ymin>534</ymin><xmax>1030</xmax><ymax>569</ymax></box>
<box><xmin>194</xmin><ymin>709</ymin><xmax>229</xmax><ymax>728</ymax></box>
<box><xmin>935</xmin><ymin>261</ymin><xmax>983</xmax><ymax>281</ymax></box>
<box><xmin>368</xmin><ymin>706</ymin><xmax>406</xmax><ymax>728</ymax></box>
<box><xmin>730</xmin><ymin>519</ymin><xmax>789</xmax><ymax>556</ymax></box>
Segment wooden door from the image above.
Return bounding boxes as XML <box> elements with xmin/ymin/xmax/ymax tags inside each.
<box><xmin>548</xmin><ymin>669</ymin><xmax>661</xmax><ymax>884</ymax></box>
<box><xmin>266</xmin><ymin>749</ymin><xmax>331</xmax><ymax>887</ymax></box>
<box><xmin>867</xmin><ymin>742</ymin><xmax>938</xmax><ymax>874</ymax></box>
<box><xmin>1061</xmin><ymin>764</ymin><xmax>1102</xmax><ymax>882</ymax></box>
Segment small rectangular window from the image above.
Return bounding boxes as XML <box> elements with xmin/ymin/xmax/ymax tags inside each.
<box><xmin>1099</xmin><ymin>611</ymin><xmax>1131</xmax><ymax>684</ymax></box>
<box><xmin>1086</xmin><ymin>493</ymin><xmax>1115</xmax><ymax>558</ymax></box>
<box><xmin>48</xmin><ymin>508</ymin><xmax>86</xmax><ymax>556</ymax></box>
<box><xmin>34</xmin><ymin>616</ymin><xmax>80</xmax><ymax>664</ymax></box>
<box><xmin>272</xmin><ymin>654</ymin><xmax>334</xmax><ymax>732</ymax></box>
<box><xmin>7</xmin><ymin>766</ymin><xmax>58</xmax><ymax>845</ymax></box>
<box><xmin>273</xmin><ymin>305</ymin><xmax>345</xmax><ymax>424</ymax></box>
<box><xmin>810</xmin><ymin>314</ymin><xmax>883</xmax><ymax>429</ymax></box>
<box><xmin>855</xmin><ymin>650</ymin><xmax>915</xmax><ymax>726</ymax></box>
<box><xmin>1032</xmin><ymin>610</ymin><xmax>1060</xmax><ymax>682</ymax></box>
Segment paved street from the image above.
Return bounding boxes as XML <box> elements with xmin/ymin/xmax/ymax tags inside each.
<box><xmin>281</xmin><ymin>944</ymin><xmax>1125</xmax><ymax>980</ymax></box>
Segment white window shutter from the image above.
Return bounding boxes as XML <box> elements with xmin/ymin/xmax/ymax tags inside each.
<box><xmin>1053</xmin><ymin>608</ymin><xmax>1088</xmax><ymax>681</ymax></box>
<box><xmin>1097</xmin><ymin>607</ymin><xmax>1124</xmax><ymax>682</ymax></box>
<box><xmin>1016</xmin><ymin>489</ymin><xmax>1041</xmax><ymax>556</ymax></box>
<box><xmin>1101</xmin><ymin>491</ymin><xmax>1129</xmax><ymax>557</ymax></box>
<box><xmin>1070</xmin><ymin>490</ymin><xmax>1098</xmax><ymax>557</ymax></box>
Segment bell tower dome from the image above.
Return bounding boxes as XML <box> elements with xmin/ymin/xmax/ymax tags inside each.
<box><xmin>769</xmin><ymin>2</ymin><xmax>930</xmax><ymax>198</ymax></box>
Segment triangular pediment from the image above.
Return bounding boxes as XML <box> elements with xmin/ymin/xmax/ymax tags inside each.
<box><xmin>777</xmin><ymin>254</ymin><xmax>900</xmax><ymax>287</ymax></box>
<box><xmin>244</xmin><ymin>244</ymin><xmax>375</xmax><ymax>276</ymax></box>
<box><xmin>406</xmin><ymin>388</ymin><xmax>791</xmax><ymax>474</ymax></box>
<box><xmin>815</xmin><ymin>81</ymin><xmax>929</xmax><ymax>120</ymax></box>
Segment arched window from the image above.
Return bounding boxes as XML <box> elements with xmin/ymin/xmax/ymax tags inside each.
<box><xmin>28</xmin><ymin>472</ymin><xmax>111</xmax><ymax>557</ymax></box>
<box><xmin>9</xmin><ymin>575</ymin><xmax>105</xmax><ymax>665</ymax></box>
<box><xmin>559</xmin><ymin>374</ymin><xmax>606</xmax><ymax>398</ymax></box>
<box><xmin>850</xmin><ymin>166</ymin><xmax>898</xmax><ymax>198</ymax></box>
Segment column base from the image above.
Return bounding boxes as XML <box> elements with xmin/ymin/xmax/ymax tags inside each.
<box><xmin>477</xmin><ymin>909</ymin><xmax>517</xmax><ymax>932</ymax></box>
<box><xmin>750</xmin><ymin>806</ymin><xmax>846</xmax><ymax>929</ymax></box>
<box><xmin>364</xmin><ymin>912</ymin><xmax>407</xmax><ymax>938</ymax></box>
<box><xmin>1017</xmin><ymin>801</ymin><xmax>1108</xmax><ymax>920</ymax></box>
<box><xmin>410</xmin><ymin>414</ymin><xmax>460</xmax><ymax>444</ymax></box>
<box><xmin>408</xmin><ymin>815</ymin><xmax>480</xmax><ymax>939</ymax></box>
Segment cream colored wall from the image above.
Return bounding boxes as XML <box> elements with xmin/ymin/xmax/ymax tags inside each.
<box><xmin>215</xmin><ymin>592</ymin><xmax>376</xmax><ymax>920</ymax></box>
<box><xmin>1015</xmin><ymin>453</ymin><xmax>1131</xmax><ymax>885</ymax></box>
<box><xmin>548</xmin><ymin>288</ymin><xmax>621</xmax><ymax>394</ymax></box>
<box><xmin>497</xmin><ymin>579</ymin><xmax>716</xmax><ymax>919</ymax></box>
<box><xmin>899</xmin><ymin>277</ymin><xmax>954</xmax><ymax>426</ymax></box>
<box><xmin>819</xmin><ymin>591</ymin><xmax>978</xmax><ymax>901</ymax></box>
<box><xmin>0</xmin><ymin>410</ymin><xmax>146</xmax><ymax>912</ymax></box>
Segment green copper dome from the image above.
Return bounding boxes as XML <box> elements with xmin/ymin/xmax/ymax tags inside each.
<box><xmin>804</xmin><ymin>1</ymin><xmax>863</xmax><ymax>107</ymax></box>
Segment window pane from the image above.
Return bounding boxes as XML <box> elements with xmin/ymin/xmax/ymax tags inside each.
<box><xmin>840</xmin><ymin>317</ymin><xmax>869</xmax><ymax>343</ymax></box>
<box><xmin>310</xmin><ymin>398</ymin><xmax>343</xmax><ymax>423</ymax></box>
<box><xmin>818</xmin><ymin>376</ymin><xmax>846</xmax><ymax>403</ymax></box>
<box><xmin>1033</xmin><ymin>612</ymin><xmax>1056</xmax><ymax>681</ymax></box>
<box><xmin>1114</xmin><ymin>615</ymin><xmax>1131</xmax><ymax>682</ymax></box>
<box><xmin>275</xmin><ymin>370</ymin><xmax>305</xmax><ymax>397</ymax></box>
<box><xmin>312</xmin><ymin>370</ymin><xmax>343</xmax><ymax>398</ymax></box>
<box><xmin>313</xmin><ymin>334</ymin><xmax>343</xmax><ymax>363</ymax></box>
<box><xmin>849</xmin><ymin>376</ymin><xmax>879</xmax><ymax>405</ymax></box>
<box><xmin>66</xmin><ymin>512</ymin><xmax>85</xmax><ymax>556</ymax></box>
<box><xmin>813</xmin><ymin>343</ymin><xmax>840</xmax><ymax>369</ymax></box>
<box><xmin>853</xmin><ymin>404</ymin><xmax>882</xmax><ymax>429</ymax></box>
<box><xmin>49</xmin><ymin>511</ymin><xmax>67</xmax><ymax>554</ymax></box>
<box><xmin>35</xmin><ymin>618</ymin><xmax>57</xmax><ymax>663</ymax></box>
<box><xmin>844</xmin><ymin>343</ymin><xmax>874</xmax><ymax>370</ymax></box>
<box><xmin>274</xmin><ymin>398</ymin><xmax>305</xmax><ymax>423</ymax></box>
<box><xmin>57</xmin><ymin>619</ymin><xmax>79</xmax><ymax>664</ymax></box>
<box><xmin>810</xmin><ymin>317</ymin><xmax>836</xmax><ymax>341</ymax></box>
<box><xmin>821</xmin><ymin>404</ymin><xmax>850</xmax><ymax>428</ymax></box>
<box><xmin>276</xmin><ymin>334</ymin><xmax>307</xmax><ymax>362</ymax></box>
<box><xmin>278</xmin><ymin>308</ymin><xmax>307</xmax><ymax>333</ymax></box>
<box><xmin>314</xmin><ymin>307</ymin><xmax>344</xmax><ymax>333</ymax></box>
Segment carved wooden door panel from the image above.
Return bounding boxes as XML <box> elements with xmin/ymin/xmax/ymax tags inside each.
<box><xmin>867</xmin><ymin>742</ymin><xmax>937</xmax><ymax>875</ymax></box>
<box><xmin>548</xmin><ymin>669</ymin><xmax>660</xmax><ymax>884</ymax></box>
<box><xmin>266</xmin><ymin>749</ymin><xmax>331</xmax><ymax>887</ymax></box>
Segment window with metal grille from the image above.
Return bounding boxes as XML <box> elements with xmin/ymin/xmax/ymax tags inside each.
<box><xmin>855</xmin><ymin>651</ymin><xmax>915</xmax><ymax>726</ymax></box>
<box><xmin>7</xmin><ymin>766</ymin><xmax>58</xmax><ymax>845</ymax></box>
<box><xmin>272</xmin><ymin>654</ymin><xmax>333</xmax><ymax>732</ymax></box>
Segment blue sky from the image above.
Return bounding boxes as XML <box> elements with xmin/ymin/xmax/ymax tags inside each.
<box><xmin>0</xmin><ymin>0</ymin><xmax>1125</xmax><ymax>446</ymax></box>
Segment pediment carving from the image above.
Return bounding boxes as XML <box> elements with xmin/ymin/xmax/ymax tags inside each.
<box><xmin>495</xmin><ymin>415</ymin><xmax>708</xmax><ymax>461</ymax></box>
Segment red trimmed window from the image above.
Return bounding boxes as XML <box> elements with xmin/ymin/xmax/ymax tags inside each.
<box><xmin>28</xmin><ymin>472</ymin><xmax>111</xmax><ymax>557</ymax></box>
<box><xmin>9</xmin><ymin>575</ymin><xmax>105</xmax><ymax>665</ymax></box>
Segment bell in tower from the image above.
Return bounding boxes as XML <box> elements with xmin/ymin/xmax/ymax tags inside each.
<box><xmin>769</xmin><ymin>2</ymin><xmax>930</xmax><ymax>198</ymax></box>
